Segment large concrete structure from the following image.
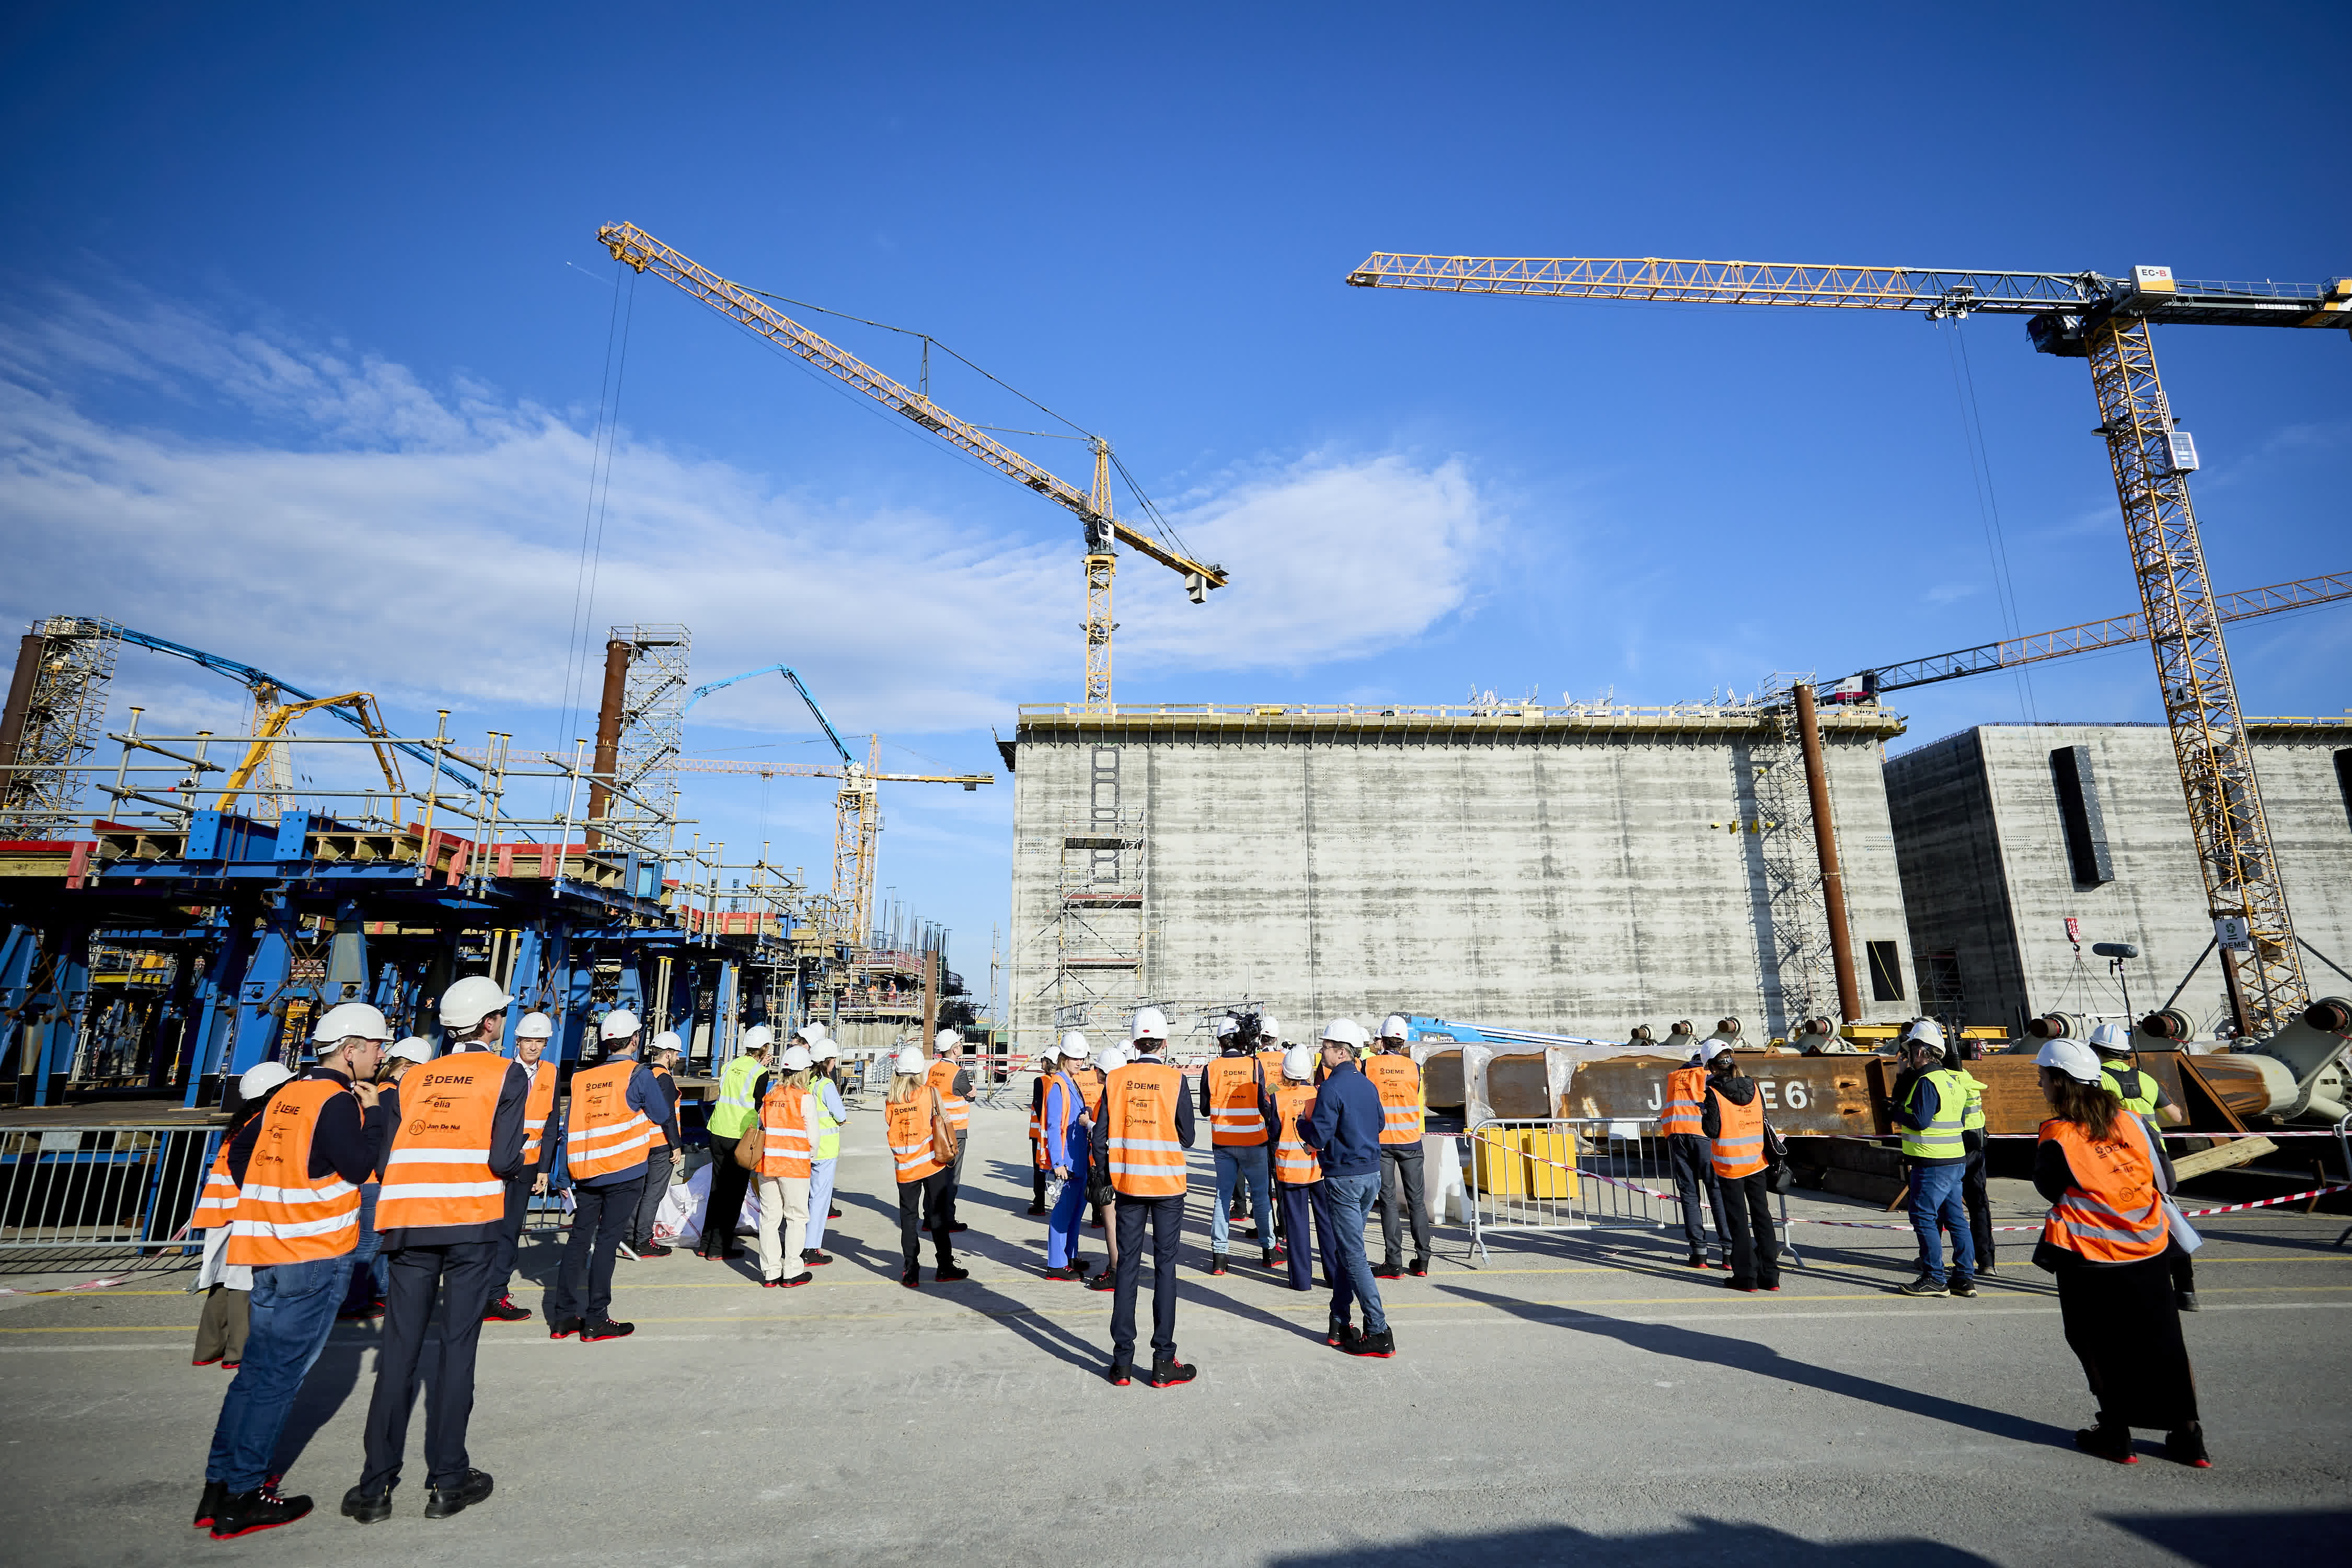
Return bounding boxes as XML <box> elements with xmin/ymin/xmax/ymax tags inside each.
<box><xmin>1885</xmin><ymin>719</ymin><xmax>2352</xmax><ymax>1037</ymax></box>
<box><xmin>1006</xmin><ymin>700</ymin><xmax>1920</xmax><ymax>1052</ymax></box>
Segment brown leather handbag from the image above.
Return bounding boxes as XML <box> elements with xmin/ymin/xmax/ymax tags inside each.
<box><xmin>733</xmin><ymin>1120</ymin><xmax>765</xmax><ymax>1171</ymax></box>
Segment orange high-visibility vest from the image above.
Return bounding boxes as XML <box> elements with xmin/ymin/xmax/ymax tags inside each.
<box><xmin>2039</xmin><ymin>1114</ymin><xmax>2169</xmax><ymax>1263</ymax></box>
<box><xmin>1364</xmin><ymin>1053</ymin><xmax>1425</xmax><ymax>1145</ymax></box>
<box><xmin>225</xmin><ymin>1078</ymin><xmax>361</xmax><ymax>1266</ymax></box>
<box><xmin>885</xmin><ymin>1086</ymin><xmax>944</xmax><ymax>1183</ymax></box>
<box><xmin>565</xmin><ymin>1060</ymin><xmax>653</xmax><ymax>1180</ymax></box>
<box><xmin>190</xmin><ymin>1141</ymin><xmax>240</xmax><ymax>1230</ymax></box>
<box><xmin>375</xmin><ymin>1052</ymin><xmax>508</xmax><ymax>1230</ymax></box>
<box><xmin>1708</xmin><ymin>1079</ymin><xmax>1767</xmax><ymax>1179</ymax></box>
<box><xmin>518</xmin><ymin>1058</ymin><xmax>558</xmax><ymax>1166</ymax></box>
<box><xmin>1271</xmin><ymin>1083</ymin><xmax>1322</xmax><ymax>1185</ymax></box>
<box><xmin>927</xmin><ymin>1058</ymin><xmax>971</xmax><ymax>1133</ymax></box>
<box><xmin>1203</xmin><ymin>1054</ymin><xmax>1269</xmax><ymax>1147</ymax></box>
<box><xmin>649</xmin><ymin>1062</ymin><xmax>675</xmax><ymax>1149</ymax></box>
<box><xmin>1661</xmin><ymin>1066</ymin><xmax>1707</xmax><ymax>1137</ymax></box>
<box><xmin>1105</xmin><ymin>1059</ymin><xmax>1186</xmax><ymax>1198</ymax></box>
<box><xmin>1029</xmin><ymin>1079</ymin><xmax>1046</xmax><ymax>1169</ymax></box>
<box><xmin>1255</xmin><ymin>1049</ymin><xmax>1286</xmax><ymax>1088</ymax></box>
<box><xmin>758</xmin><ymin>1079</ymin><xmax>814</xmax><ymax>1179</ymax></box>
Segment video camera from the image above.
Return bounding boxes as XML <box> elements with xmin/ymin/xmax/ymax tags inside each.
<box><xmin>1231</xmin><ymin>1009</ymin><xmax>1266</xmax><ymax>1053</ymax></box>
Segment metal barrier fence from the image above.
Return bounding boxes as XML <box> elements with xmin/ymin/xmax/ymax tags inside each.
<box><xmin>1</xmin><ymin>1125</ymin><xmax>216</xmax><ymax>1255</ymax></box>
<box><xmin>1460</xmin><ymin>1117</ymin><xmax>1797</xmax><ymax>1267</ymax></box>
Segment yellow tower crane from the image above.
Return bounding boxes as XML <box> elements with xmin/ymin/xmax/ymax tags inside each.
<box><xmin>598</xmin><ymin>223</ymin><xmax>1229</xmax><ymax>708</ymax></box>
<box><xmin>1347</xmin><ymin>252</ymin><xmax>2352</xmax><ymax>1037</ymax></box>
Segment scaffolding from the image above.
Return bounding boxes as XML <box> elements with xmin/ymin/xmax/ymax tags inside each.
<box><xmin>609</xmin><ymin>624</ymin><xmax>690</xmax><ymax>851</ymax></box>
<box><xmin>0</xmin><ymin>618</ymin><xmax>119</xmax><ymax>837</ymax></box>
<box><xmin>1749</xmin><ymin>674</ymin><xmax>1834</xmax><ymax>1036</ymax></box>
<box><xmin>1046</xmin><ymin>744</ymin><xmax>1149</xmax><ymax>1034</ymax></box>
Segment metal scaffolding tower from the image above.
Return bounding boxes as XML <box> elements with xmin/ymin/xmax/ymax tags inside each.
<box><xmin>1749</xmin><ymin>677</ymin><xmax>1833</xmax><ymax>1037</ymax></box>
<box><xmin>0</xmin><ymin>618</ymin><xmax>119</xmax><ymax>837</ymax></box>
<box><xmin>609</xmin><ymin>624</ymin><xmax>690</xmax><ymax>851</ymax></box>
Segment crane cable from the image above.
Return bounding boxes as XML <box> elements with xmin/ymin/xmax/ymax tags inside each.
<box><xmin>556</xmin><ymin>260</ymin><xmax>638</xmax><ymax>812</ymax></box>
<box><xmin>1939</xmin><ymin>317</ymin><xmax>2038</xmax><ymax>723</ymax></box>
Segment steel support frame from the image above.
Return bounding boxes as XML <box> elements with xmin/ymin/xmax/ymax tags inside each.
<box><xmin>2086</xmin><ymin>317</ymin><xmax>2307</xmax><ymax>1036</ymax></box>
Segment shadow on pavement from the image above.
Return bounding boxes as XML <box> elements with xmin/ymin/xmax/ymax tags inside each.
<box><xmin>1440</xmin><ymin>1284</ymin><xmax>2070</xmax><ymax>1448</ymax></box>
<box><xmin>2105</xmin><ymin>1510</ymin><xmax>2352</xmax><ymax>1565</ymax></box>
<box><xmin>1269</xmin><ymin>1519</ymin><xmax>1996</xmax><ymax>1567</ymax></box>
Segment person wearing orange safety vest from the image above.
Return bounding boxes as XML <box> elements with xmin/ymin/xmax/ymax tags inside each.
<box><xmin>1698</xmin><ymin>1041</ymin><xmax>1781</xmax><ymax>1293</ymax></box>
<box><xmin>1041</xmin><ymin>1033</ymin><xmax>1099</xmax><ymax>1280</ymax></box>
<box><xmin>1091</xmin><ymin>1007</ymin><xmax>1197</xmax><ymax>1388</ymax></box>
<box><xmin>195</xmin><ymin>1004</ymin><xmax>388</xmax><ymax>1542</ymax></box>
<box><xmin>1199</xmin><ymin>1017</ymin><xmax>1275</xmax><ymax>1275</ymax></box>
<box><xmin>485</xmin><ymin>1010</ymin><xmax>560</xmax><ymax>1319</ymax></box>
<box><xmin>191</xmin><ymin>1061</ymin><xmax>295</xmax><ymax>1374</ymax></box>
<box><xmin>1367</xmin><ymin>1014</ymin><xmax>1431</xmax><ymax>1281</ymax></box>
<box><xmin>1264</xmin><ymin>1043</ymin><xmax>1331</xmax><ymax>1297</ymax></box>
<box><xmin>751</xmin><ymin>1043</ymin><xmax>821</xmax><ymax>1287</ymax></box>
<box><xmin>885</xmin><ymin>1045</ymin><xmax>967</xmax><ymax>1288</ymax></box>
<box><xmin>346</xmin><ymin>976</ymin><xmax>532</xmax><ymax>1526</ymax></box>
<box><xmin>1302</xmin><ymin>1020</ymin><xmax>1394</xmax><ymax>1358</ymax></box>
<box><xmin>548</xmin><ymin>1010</ymin><xmax>679</xmax><ymax>1344</ymax></box>
<box><xmin>624</xmin><ymin>1030</ymin><xmax>684</xmax><ymax>1260</ymax></box>
<box><xmin>2032</xmin><ymin>1036</ymin><xmax>2207</xmax><ymax>1468</ymax></box>
<box><xmin>1028</xmin><ymin>1050</ymin><xmax>1055</xmax><ymax>1216</ymax></box>
<box><xmin>1659</xmin><ymin>1043</ymin><xmax>1728</xmax><ymax>1271</ymax></box>
<box><xmin>927</xmin><ymin>1029</ymin><xmax>974</xmax><ymax>1237</ymax></box>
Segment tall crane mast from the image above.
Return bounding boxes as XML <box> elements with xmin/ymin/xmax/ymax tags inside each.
<box><xmin>1348</xmin><ymin>252</ymin><xmax>2352</xmax><ymax>1036</ymax></box>
<box><xmin>598</xmin><ymin>223</ymin><xmax>1230</xmax><ymax>707</ymax></box>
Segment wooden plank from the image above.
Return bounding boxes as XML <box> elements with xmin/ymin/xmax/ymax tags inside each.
<box><xmin>1563</xmin><ymin>1053</ymin><xmax>1885</xmax><ymax>1135</ymax></box>
<box><xmin>2171</xmin><ymin>1135</ymin><xmax>2276</xmax><ymax>1182</ymax></box>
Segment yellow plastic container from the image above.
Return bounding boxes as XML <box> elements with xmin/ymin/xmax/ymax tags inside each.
<box><xmin>1470</xmin><ymin>1128</ymin><xmax>1578</xmax><ymax>1198</ymax></box>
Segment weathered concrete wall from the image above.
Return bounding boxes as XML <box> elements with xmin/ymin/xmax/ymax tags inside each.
<box><xmin>1009</xmin><ymin>708</ymin><xmax>1918</xmax><ymax>1054</ymax></box>
<box><xmin>1886</xmin><ymin>721</ymin><xmax>2352</xmax><ymax>1035</ymax></box>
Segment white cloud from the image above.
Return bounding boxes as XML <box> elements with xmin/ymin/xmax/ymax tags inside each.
<box><xmin>0</xmin><ymin>289</ymin><xmax>1499</xmax><ymax>742</ymax></box>
<box><xmin>1924</xmin><ymin>581</ymin><xmax>1982</xmax><ymax>605</ymax></box>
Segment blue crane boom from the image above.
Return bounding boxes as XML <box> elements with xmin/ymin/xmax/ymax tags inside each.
<box><xmin>682</xmin><ymin>664</ymin><xmax>852</xmax><ymax>765</ymax></box>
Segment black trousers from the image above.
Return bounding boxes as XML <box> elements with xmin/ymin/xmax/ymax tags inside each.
<box><xmin>1378</xmin><ymin>1143</ymin><xmax>1430</xmax><ymax>1265</ymax></box>
<box><xmin>938</xmin><ymin>1146</ymin><xmax>964</xmax><ymax>1230</ymax></box>
<box><xmin>1719</xmin><ymin>1169</ymin><xmax>1781</xmax><ymax>1288</ymax></box>
<box><xmin>1032</xmin><ymin>1156</ymin><xmax>1048</xmax><ymax>1209</ymax></box>
<box><xmin>628</xmin><ymin>1146</ymin><xmax>673</xmax><ymax>1248</ymax></box>
<box><xmin>550</xmin><ymin>1178</ymin><xmax>642</xmax><ymax>1324</ymax></box>
<box><xmin>2167</xmin><ymin>1237</ymin><xmax>2197</xmax><ymax>1295</ymax></box>
<box><xmin>360</xmin><ymin>1239</ymin><xmax>498</xmax><ymax>1493</ymax></box>
<box><xmin>703</xmin><ymin>1135</ymin><xmax>750</xmax><ymax>1256</ymax></box>
<box><xmin>1277</xmin><ymin>1180</ymin><xmax>1333</xmax><ymax>1292</ymax></box>
<box><xmin>897</xmin><ymin>1169</ymin><xmax>953</xmax><ymax>1269</ymax></box>
<box><xmin>1667</xmin><ymin>1133</ymin><xmax>1730</xmax><ymax>1253</ymax></box>
<box><xmin>1961</xmin><ymin>1139</ymin><xmax>1996</xmax><ymax>1271</ymax></box>
<box><xmin>1111</xmin><ymin>1191</ymin><xmax>1183</xmax><ymax>1363</ymax></box>
<box><xmin>492</xmin><ymin>1172</ymin><xmax>532</xmax><ymax>1296</ymax></box>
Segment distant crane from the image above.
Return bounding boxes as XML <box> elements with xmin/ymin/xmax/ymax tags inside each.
<box><xmin>598</xmin><ymin>223</ymin><xmax>1230</xmax><ymax>707</ymax></box>
<box><xmin>1348</xmin><ymin>251</ymin><xmax>2352</xmax><ymax>1037</ymax></box>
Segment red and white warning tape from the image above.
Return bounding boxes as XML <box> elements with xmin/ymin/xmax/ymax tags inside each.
<box><xmin>0</xmin><ymin>1275</ymin><xmax>129</xmax><ymax>1297</ymax></box>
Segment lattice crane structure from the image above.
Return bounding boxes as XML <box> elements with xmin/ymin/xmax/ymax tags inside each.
<box><xmin>598</xmin><ymin>222</ymin><xmax>1230</xmax><ymax>708</ymax></box>
<box><xmin>1348</xmin><ymin>251</ymin><xmax>2352</xmax><ymax>1038</ymax></box>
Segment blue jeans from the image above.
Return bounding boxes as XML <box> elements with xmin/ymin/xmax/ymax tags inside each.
<box><xmin>1210</xmin><ymin>1145</ymin><xmax>1272</xmax><ymax>1255</ymax></box>
<box><xmin>1909</xmin><ymin>1162</ymin><xmax>1976</xmax><ymax>1286</ymax></box>
<box><xmin>1045</xmin><ymin>1164</ymin><xmax>1090</xmax><ymax>1267</ymax></box>
<box><xmin>1321</xmin><ymin>1171</ymin><xmax>1388</xmax><ymax>1334</ymax></box>
<box><xmin>204</xmin><ymin>1252</ymin><xmax>355</xmax><ymax>1491</ymax></box>
<box><xmin>347</xmin><ymin>1182</ymin><xmax>387</xmax><ymax>1304</ymax></box>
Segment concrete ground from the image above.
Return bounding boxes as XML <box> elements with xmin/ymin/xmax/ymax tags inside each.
<box><xmin>2</xmin><ymin>1103</ymin><xmax>2346</xmax><ymax>1566</ymax></box>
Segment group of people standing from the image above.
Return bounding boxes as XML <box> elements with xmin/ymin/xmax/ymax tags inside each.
<box><xmin>188</xmin><ymin>977</ymin><xmax>683</xmax><ymax>1540</ymax></box>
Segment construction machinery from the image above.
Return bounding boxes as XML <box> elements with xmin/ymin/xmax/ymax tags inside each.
<box><xmin>214</xmin><ymin>692</ymin><xmax>405</xmax><ymax>818</ymax></box>
<box><xmin>597</xmin><ymin>222</ymin><xmax>1231</xmax><ymax>707</ymax></box>
<box><xmin>1348</xmin><ymin>251</ymin><xmax>2352</xmax><ymax>1039</ymax></box>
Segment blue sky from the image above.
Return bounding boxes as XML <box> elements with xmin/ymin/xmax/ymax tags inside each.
<box><xmin>4</xmin><ymin>2</ymin><xmax>2346</xmax><ymax>1005</ymax></box>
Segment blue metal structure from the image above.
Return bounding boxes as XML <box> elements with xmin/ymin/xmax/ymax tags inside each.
<box><xmin>681</xmin><ymin>664</ymin><xmax>853</xmax><ymax>764</ymax></box>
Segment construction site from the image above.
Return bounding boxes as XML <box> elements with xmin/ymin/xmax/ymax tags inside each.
<box><xmin>3</xmin><ymin>168</ymin><xmax>2350</xmax><ymax>1568</ymax></box>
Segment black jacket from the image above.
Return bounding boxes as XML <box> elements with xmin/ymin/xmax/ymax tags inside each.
<box><xmin>375</xmin><ymin>1046</ymin><xmax>531</xmax><ymax>1252</ymax></box>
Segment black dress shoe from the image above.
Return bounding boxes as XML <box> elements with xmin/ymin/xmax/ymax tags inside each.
<box><xmin>211</xmin><ymin>1486</ymin><xmax>312</xmax><ymax>1540</ymax></box>
<box><xmin>193</xmin><ymin>1480</ymin><xmax>226</xmax><ymax>1530</ymax></box>
<box><xmin>340</xmin><ymin>1483</ymin><xmax>393</xmax><ymax>1524</ymax></box>
<box><xmin>423</xmin><ymin>1469</ymin><xmax>493</xmax><ymax>1518</ymax></box>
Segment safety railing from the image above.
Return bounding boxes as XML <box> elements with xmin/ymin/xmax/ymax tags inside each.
<box><xmin>0</xmin><ymin>1125</ymin><xmax>217</xmax><ymax>1255</ymax></box>
<box><xmin>1459</xmin><ymin>1116</ymin><xmax>1798</xmax><ymax>1267</ymax></box>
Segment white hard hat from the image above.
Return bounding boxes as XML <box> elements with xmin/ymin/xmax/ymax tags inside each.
<box><xmin>1901</xmin><ymin>1018</ymin><xmax>1947</xmax><ymax>1051</ymax></box>
<box><xmin>742</xmin><ymin>1024</ymin><xmax>776</xmax><ymax>1055</ymax></box>
<box><xmin>1701</xmin><ymin>1040</ymin><xmax>1736</xmax><ymax>1064</ymax></box>
<box><xmin>2036</xmin><ymin>1037</ymin><xmax>2104</xmax><ymax>1085</ymax></box>
<box><xmin>893</xmin><ymin>1046</ymin><xmax>927</xmax><ymax>1075</ymax></box>
<box><xmin>1095</xmin><ymin>1043</ymin><xmax>1128</xmax><ymax>1073</ymax></box>
<box><xmin>649</xmin><ymin>1030</ymin><xmax>683</xmax><ymax>1056</ymax></box>
<box><xmin>1259</xmin><ymin>1015</ymin><xmax>1283</xmax><ymax>1044</ymax></box>
<box><xmin>385</xmin><ymin>1037</ymin><xmax>434</xmax><ymax>1066</ymax></box>
<box><xmin>1282</xmin><ymin>1045</ymin><xmax>1317</xmax><ymax>1082</ymax></box>
<box><xmin>779</xmin><ymin>1044</ymin><xmax>813</xmax><ymax>1072</ymax></box>
<box><xmin>1131</xmin><ymin>1007</ymin><xmax>1169</xmax><ymax>1043</ymax></box>
<box><xmin>1380</xmin><ymin>1013</ymin><xmax>1411</xmax><ymax>1042</ymax></box>
<box><xmin>515</xmin><ymin>1011</ymin><xmax>555</xmax><ymax>1041</ymax></box>
<box><xmin>800</xmin><ymin>1020</ymin><xmax>831</xmax><ymax>1039</ymax></box>
<box><xmin>2088</xmin><ymin>1021</ymin><xmax>2129</xmax><ymax>1053</ymax></box>
<box><xmin>599</xmin><ymin>1009</ymin><xmax>641</xmax><ymax>1041</ymax></box>
<box><xmin>237</xmin><ymin>1060</ymin><xmax>293</xmax><ymax>1099</ymax></box>
<box><xmin>438</xmin><ymin>975</ymin><xmax>512</xmax><ymax>1030</ymax></box>
<box><xmin>1320</xmin><ymin>1017</ymin><xmax>1365</xmax><ymax>1046</ymax></box>
<box><xmin>1060</xmin><ymin>1030</ymin><xmax>1091</xmax><ymax>1060</ymax></box>
<box><xmin>802</xmin><ymin>1031</ymin><xmax>838</xmax><ymax>1058</ymax></box>
<box><xmin>1214</xmin><ymin>1016</ymin><xmax>1238</xmax><ymax>1038</ymax></box>
<box><xmin>312</xmin><ymin>1001</ymin><xmax>391</xmax><ymax>1043</ymax></box>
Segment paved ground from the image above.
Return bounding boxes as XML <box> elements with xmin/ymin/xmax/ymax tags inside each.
<box><xmin>2</xmin><ymin>1103</ymin><xmax>2346</xmax><ymax>1566</ymax></box>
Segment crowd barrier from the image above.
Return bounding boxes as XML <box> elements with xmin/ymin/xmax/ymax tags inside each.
<box><xmin>0</xmin><ymin>1125</ymin><xmax>215</xmax><ymax>1256</ymax></box>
